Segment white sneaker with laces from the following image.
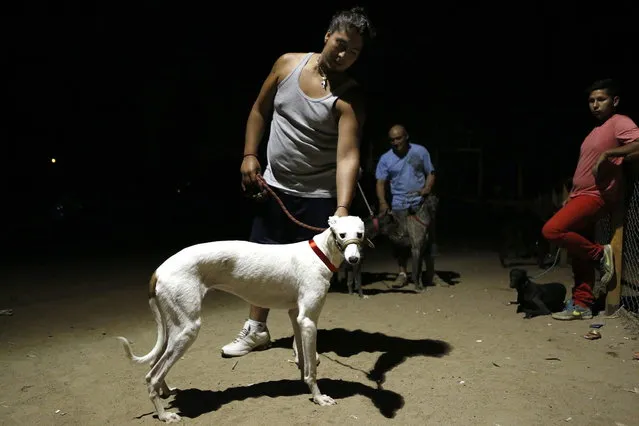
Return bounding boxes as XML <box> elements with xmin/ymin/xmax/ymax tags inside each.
<box><xmin>221</xmin><ymin>320</ymin><xmax>271</xmax><ymax>357</ymax></box>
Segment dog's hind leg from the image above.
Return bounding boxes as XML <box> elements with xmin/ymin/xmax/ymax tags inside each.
<box><xmin>145</xmin><ymin>291</ymin><xmax>202</xmax><ymax>423</ymax></box>
<box><xmin>297</xmin><ymin>305</ymin><xmax>335</xmax><ymax>406</ymax></box>
<box><xmin>146</xmin><ymin>318</ymin><xmax>200</xmax><ymax>423</ymax></box>
<box><xmin>151</xmin><ymin>358</ymin><xmax>175</xmax><ymax>400</ymax></box>
<box><xmin>147</xmin><ymin>332</ymin><xmax>174</xmax><ymax>399</ymax></box>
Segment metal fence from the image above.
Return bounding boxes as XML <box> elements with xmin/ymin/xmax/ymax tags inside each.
<box><xmin>595</xmin><ymin>164</ymin><xmax>639</xmax><ymax>332</ymax></box>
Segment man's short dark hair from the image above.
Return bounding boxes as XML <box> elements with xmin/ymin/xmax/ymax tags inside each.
<box><xmin>586</xmin><ymin>78</ymin><xmax>621</xmax><ymax>98</ymax></box>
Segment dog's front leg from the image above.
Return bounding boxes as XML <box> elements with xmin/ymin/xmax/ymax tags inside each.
<box><xmin>411</xmin><ymin>245</ymin><xmax>424</xmax><ymax>291</ymax></box>
<box><xmin>297</xmin><ymin>311</ymin><xmax>335</xmax><ymax>406</ymax></box>
<box><xmin>346</xmin><ymin>265</ymin><xmax>354</xmax><ymax>295</ymax></box>
<box><xmin>353</xmin><ymin>261</ymin><xmax>365</xmax><ymax>298</ymax></box>
<box><xmin>408</xmin><ymin>220</ymin><xmax>427</xmax><ymax>292</ymax></box>
<box><xmin>290</xmin><ymin>307</ymin><xmax>320</xmax><ymax>368</ymax></box>
<box><xmin>524</xmin><ymin>296</ymin><xmax>552</xmax><ymax>318</ymax></box>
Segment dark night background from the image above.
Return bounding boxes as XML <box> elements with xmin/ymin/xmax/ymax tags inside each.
<box><xmin>5</xmin><ymin>2</ymin><xmax>639</xmax><ymax>262</ymax></box>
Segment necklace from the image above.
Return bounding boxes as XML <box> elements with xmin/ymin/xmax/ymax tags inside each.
<box><xmin>316</xmin><ymin>56</ymin><xmax>328</xmax><ymax>90</ymax></box>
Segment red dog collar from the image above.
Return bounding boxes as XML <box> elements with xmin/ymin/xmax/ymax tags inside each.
<box><xmin>309</xmin><ymin>239</ymin><xmax>337</xmax><ymax>272</ymax></box>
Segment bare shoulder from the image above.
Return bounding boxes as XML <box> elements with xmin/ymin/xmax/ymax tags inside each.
<box><xmin>271</xmin><ymin>52</ymin><xmax>307</xmax><ymax>80</ymax></box>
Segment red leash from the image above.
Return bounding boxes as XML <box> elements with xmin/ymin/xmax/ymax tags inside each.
<box><xmin>254</xmin><ymin>174</ymin><xmax>327</xmax><ymax>233</ymax></box>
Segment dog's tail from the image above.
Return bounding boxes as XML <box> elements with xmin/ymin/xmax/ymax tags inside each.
<box><xmin>115</xmin><ymin>274</ymin><xmax>166</xmax><ymax>364</ymax></box>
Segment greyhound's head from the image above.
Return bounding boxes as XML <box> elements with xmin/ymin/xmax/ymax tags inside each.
<box><xmin>328</xmin><ymin>215</ymin><xmax>366</xmax><ymax>265</ymax></box>
<box><xmin>363</xmin><ymin>212</ymin><xmax>395</xmax><ymax>241</ymax></box>
<box><xmin>509</xmin><ymin>268</ymin><xmax>529</xmax><ymax>290</ymax></box>
<box><xmin>375</xmin><ymin>211</ymin><xmax>413</xmax><ymax>246</ymax></box>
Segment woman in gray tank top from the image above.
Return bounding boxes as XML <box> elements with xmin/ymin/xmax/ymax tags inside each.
<box><xmin>221</xmin><ymin>7</ymin><xmax>376</xmax><ymax>358</ymax></box>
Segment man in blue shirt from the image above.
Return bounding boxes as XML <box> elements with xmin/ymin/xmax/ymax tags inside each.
<box><xmin>375</xmin><ymin>124</ymin><xmax>443</xmax><ymax>290</ymax></box>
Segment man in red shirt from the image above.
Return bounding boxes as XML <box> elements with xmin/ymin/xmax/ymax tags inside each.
<box><xmin>542</xmin><ymin>78</ymin><xmax>639</xmax><ymax>320</ymax></box>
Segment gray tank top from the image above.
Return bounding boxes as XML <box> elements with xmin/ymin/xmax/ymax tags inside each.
<box><xmin>262</xmin><ymin>52</ymin><xmax>356</xmax><ymax>198</ymax></box>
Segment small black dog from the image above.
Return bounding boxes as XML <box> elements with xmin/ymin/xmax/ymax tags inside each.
<box><xmin>509</xmin><ymin>268</ymin><xmax>567</xmax><ymax>319</ymax></box>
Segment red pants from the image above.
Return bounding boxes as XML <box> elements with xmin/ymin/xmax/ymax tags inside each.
<box><xmin>541</xmin><ymin>195</ymin><xmax>608</xmax><ymax>308</ymax></box>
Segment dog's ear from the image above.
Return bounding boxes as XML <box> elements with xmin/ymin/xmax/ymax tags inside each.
<box><xmin>328</xmin><ymin>216</ymin><xmax>338</xmax><ymax>227</ymax></box>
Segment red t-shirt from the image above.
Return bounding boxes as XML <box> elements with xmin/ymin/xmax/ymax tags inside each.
<box><xmin>570</xmin><ymin>114</ymin><xmax>639</xmax><ymax>202</ymax></box>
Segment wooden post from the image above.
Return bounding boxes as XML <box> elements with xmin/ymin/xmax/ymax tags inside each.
<box><xmin>605</xmin><ymin>165</ymin><xmax>631</xmax><ymax>315</ymax></box>
<box><xmin>605</xmin><ymin>203</ymin><xmax>625</xmax><ymax>315</ymax></box>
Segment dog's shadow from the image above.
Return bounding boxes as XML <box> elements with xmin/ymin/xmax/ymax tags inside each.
<box><xmin>167</xmin><ymin>328</ymin><xmax>451</xmax><ymax>421</ymax></box>
<box><xmin>168</xmin><ymin>378</ymin><xmax>403</xmax><ymax>420</ymax></box>
<box><xmin>434</xmin><ymin>270</ymin><xmax>461</xmax><ymax>286</ymax></box>
<box><xmin>274</xmin><ymin>328</ymin><xmax>452</xmax><ymax>389</ymax></box>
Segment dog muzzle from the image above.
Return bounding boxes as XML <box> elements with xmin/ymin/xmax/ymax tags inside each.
<box><xmin>339</xmin><ymin>238</ymin><xmax>363</xmax><ymax>265</ymax></box>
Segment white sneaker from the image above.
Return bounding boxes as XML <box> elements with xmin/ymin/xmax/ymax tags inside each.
<box><xmin>221</xmin><ymin>320</ymin><xmax>271</xmax><ymax>357</ymax></box>
<box><xmin>599</xmin><ymin>244</ymin><xmax>614</xmax><ymax>286</ymax></box>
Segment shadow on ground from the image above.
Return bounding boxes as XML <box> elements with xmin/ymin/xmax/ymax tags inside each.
<box><xmin>168</xmin><ymin>378</ymin><xmax>403</xmax><ymax>420</ymax></box>
<box><xmin>166</xmin><ymin>328</ymin><xmax>451</xmax><ymax>421</ymax></box>
<box><xmin>273</xmin><ymin>328</ymin><xmax>452</xmax><ymax>389</ymax></box>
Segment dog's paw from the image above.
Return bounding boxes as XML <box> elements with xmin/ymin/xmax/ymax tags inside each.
<box><xmin>313</xmin><ymin>394</ymin><xmax>336</xmax><ymax>406</ymax></box>
<box><xmin>158</xmin><ymin>411</ymin><xmax>181</xmax><ymax>423</ymax></box>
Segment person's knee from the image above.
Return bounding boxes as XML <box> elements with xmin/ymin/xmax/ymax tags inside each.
<box><xmin>541</xmin><ymin>221</ymin><xmax>561</xmax><ymax>242</ymax></box>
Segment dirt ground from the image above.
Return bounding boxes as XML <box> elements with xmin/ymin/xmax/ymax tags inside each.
<box><xmin>1</xmin><ymin>241</ymin><xmax>638</xmax><ymax>426</ymax></box>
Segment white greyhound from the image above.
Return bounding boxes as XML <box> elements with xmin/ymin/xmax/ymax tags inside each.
<box><xmin>116</xmin><ymin>215</ymin><xmax>366</xmax><ymax>423</ymax></box>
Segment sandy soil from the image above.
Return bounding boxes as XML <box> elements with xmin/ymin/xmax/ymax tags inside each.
<box><xmin>1</xmin><ymin>241</ymin><xmax>638</xmax><ymax>426</ymax></box>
